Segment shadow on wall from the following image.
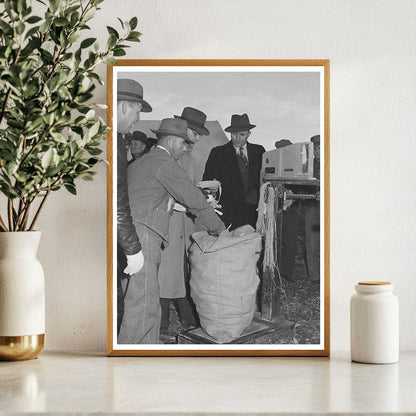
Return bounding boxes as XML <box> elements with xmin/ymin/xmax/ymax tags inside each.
<box><xmin>136</xmin><ymin>120</ymin><xmax>228</xmax><ymax>183</ymax></box>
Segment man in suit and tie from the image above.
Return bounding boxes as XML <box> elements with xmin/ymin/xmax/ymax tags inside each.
<box><xmin>203</xmin><ymin>113</ymin><xmax>266</xmax><ymax>230</ymax></box>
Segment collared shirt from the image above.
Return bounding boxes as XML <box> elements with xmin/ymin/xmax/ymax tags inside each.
<box><xmin>233</xmin><ymin>143</ymin><xmax>248</xmax><ymax>160</ymax></box>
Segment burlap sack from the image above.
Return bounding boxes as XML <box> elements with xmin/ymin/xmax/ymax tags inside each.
<box><xmin>189</xmin><ymin>225</ymin><xmax>261</xmax><ymax>343</ymax></box>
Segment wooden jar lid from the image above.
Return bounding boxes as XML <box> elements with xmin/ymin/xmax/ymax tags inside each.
<box><xmin>358</xmin><ymin>281</ymin><xmax>391</xmax><ymax>285</ymax></box>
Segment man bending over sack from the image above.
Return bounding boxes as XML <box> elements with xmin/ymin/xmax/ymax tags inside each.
<box><xmin>118</xmin><ymin>118</ymin><xmax>225</xmax><ymax>344</ymax></box>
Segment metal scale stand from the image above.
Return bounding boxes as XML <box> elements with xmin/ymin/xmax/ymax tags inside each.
<box><xmin>260</xmin><ymin>176</ymin><xmax>320</xmax><ymax>322</ymax></box>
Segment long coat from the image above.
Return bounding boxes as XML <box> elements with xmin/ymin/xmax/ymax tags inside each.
<box><xmin>157</xmin><ymin>153</ymin><xmax>199</xmax><ymax>299</ymax></box>
<box><xmin>203</xmin><ymin>140</ymin><xmax>265</xmax><ymax>230</ymax></box>
<box><xmin>128</xmin><ymin>147</ymin><xmax>225</xmax><ymax>244</ymax></box>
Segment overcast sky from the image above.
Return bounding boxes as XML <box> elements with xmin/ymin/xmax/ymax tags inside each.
<box><xmin>116</xmin><ymin>68</ymin><xmax>321</xmax><ymax>151</ymax></box>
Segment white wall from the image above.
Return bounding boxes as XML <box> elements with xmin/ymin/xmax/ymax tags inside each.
<box><xmin>37</xmin><ymin>0</ymin><xmax>416</xmax><ymax>351</ymax></box>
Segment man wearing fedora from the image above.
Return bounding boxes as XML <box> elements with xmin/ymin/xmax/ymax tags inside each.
<box><xmin>119</xmin><ymin>118</ymin><xmax>225</xmax><ymax>344</ymax></box>
<box><xmin>117</xmin><ymin>78</ymin><xmax>152</xmax><ymax>333</ymax></box>
<box><xmin>158</xmin><ymin>107</ymin><xmax>210</xmax><ymax>342</ymax></box>
<box><xmin>203</xmin><ymin>113</ymin><xmax>265</xmax><ymax>230</ymax></box>
<box><xmin>128</xmin><ymin>130</ymin><xmax>152</xmax><ymax>163</ymax></box>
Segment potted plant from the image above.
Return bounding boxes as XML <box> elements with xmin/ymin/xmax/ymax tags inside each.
<box><xmin>0</xmin><ymin>0</ymin><xmax>140</xmax><ymax>360</ymax></box>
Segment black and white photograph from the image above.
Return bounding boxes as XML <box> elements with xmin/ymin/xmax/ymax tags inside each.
<box><xmin>108</xmin><ymin>60</ymin><xmax>329</xmax><ymax>356</ymax></box>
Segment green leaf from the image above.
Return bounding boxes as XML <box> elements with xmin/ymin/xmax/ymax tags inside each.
<box><xmin>113</xmin><ymin>47</ymin><xmax>126</xmax><ymax>57</ymax></box>
<box><xmin>0</xmin><ymin>20</ymin><xmax>13</xmax><ymax>35</ymax></box>
<box><xmin>54</xmin><ymin>17</ymin><xmax>69</xmax><ymax>27</ymax></box>
<box><xmin>5</xmin><ymin>162</ymin><xmax>18</xmax><ymax>176</ymax></box>
<box><xmin>14</xmin><ymin>171</ymin><xmax>29</xmax><ymax>183</ymax></box>
<box><xmin>24</xmin><ymin>83</ymin><xmax>39</xmax><ymax>98</ymax></box>
<box><xmin>50</xmin><ymin>131</ymin><xmax>67</xmax><ymax>143</ymax></box>
<box><xmin>49</xmin><ymin>0</ymin><xmax>60</xmax><ymax>13</ymax></box>
<box><xmin>80</xmin><ymin>37</ymin><xmax>96</xmax><ymax>49</ymax></box>
<box><xmin>25</xmin><ymin>117</ymin><xmax>44</xmax><ymax>133</ymax></box>
<box><xmin>26</xmin><ymin>15</ymin><xmax>42</xmax><ymax>24</ymax></box>
<box><xmin>48</xmin><ymin>76</ymin><xmax>59</xmax><ymax>93</ymax></box>
<box><xmin>106</xmin><ymin>26</ymin><xmax>119</xmax><ymax>38</ymax></box>
<box><xmin>102</xmin><ymin>56</ymin><xmax>117</xmax><ymax>65</ymax></box>
<box><xmin>117</xmin><ymin>17</ymin><xmax>125</xmax><ymax>29</ymax></box>
<box><xmin>41</xmin><ymin>148</ymin><xmax>54</xmax><ymax>169</ymax></box>
<box><xmin>68</xmin><ymin>33</ymin><xmax>80</xmax><ymax>44</ymax></box>
<box><xmin>42</xmin><ymin>112</ymin><xmax>55</xmax><ymax>125</ymax></box>
<box><xmin>126</xmin><ymin>33</ymin><xmax>141</xmax><ymax>42</ymax></box>
<box><xmin>87</xmin><ymin>147</ymin><xmax>102</xmax><ymax>156</ymax></box>
<box><xmin>77</xmin><ymin>171</ymin><xmax>95</xmax><ymax>181</ymax></box>
<box><xmin>61</xmin><ymin>52</ymin><xmax>72</xmax><ymax>61</ymax></box>
<box><xmin>85</xmin><ymin>109</ymin><xmax>95</xmax><ymax>120</ymax></box>
<box><xmin>129</xmin><ymin>16</ymin><xmax>138</xmax><ymax>30</ymax></box>
<box><xmin>88</xmin><ymin>120</ymin><xmax>100</xmax><ymax>138</ymax></box>
<box><xmin>17</xmin><ymin>0</ymin><xmax>27</xmax><ymax>14</ymax></box>
<box><xmin>70</xmin><ymin>11</ymin><xmax>80</xmax><ymax>26</ymax></box>
<box><xmin>16</xmin><ymin>21</ymin><xmax>25</xmax><ymax>35</ymax></box>
<box><xmin>45</xmin><ymin>165</ymin><xmax>62</xmax><ymax>177</ymax></box>
<box><xmin>25</xmin><ymin>25</ymin><xmax>40</xmax><ymax>39</ymax></box>
<box><xmin>107</xmin><ymin>33</ymin><xmax>117</xmax><ymax>49</ymax></box>
<box><xmin>4</xmin><ymin>1</ymin><xmax>16</xmax><ymax>19</ymax></box>
<box><xmin>64</xmin><ymin>183</ymin><xmax>76</xmax><ymax>195</ymax></box>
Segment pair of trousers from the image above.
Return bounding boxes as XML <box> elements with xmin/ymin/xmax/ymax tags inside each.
<box><xmin>118</xmin><ymin>225</ymin><xmax>162</xmax><ymax>344</ymax></box>
<box><xmin>304</xmin><ymin>202</ymin><xmax>320</xmax><ymax>282</ymax></box>
<box><xmin>160</xmin><ymin>297</ymin><xmax>197</xmax><ymax>332</ymax></box>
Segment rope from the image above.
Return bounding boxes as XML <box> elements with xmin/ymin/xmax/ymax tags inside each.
<box><xmin>256</xmin><ymin>183</ymin><xmax>285</xmax><ymax>292</ymax></box>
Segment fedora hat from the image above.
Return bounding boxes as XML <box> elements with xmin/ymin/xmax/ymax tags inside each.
<box><xmin>224</xmin><ymin>113</ymin><xmax>256</xmax><ymax>133</ymax></box>
<box><xmin>174</xmin><ymin>107</ymin><xmax>209</xmax><ymax>136</ymax></box>
<box><xmin>130</xmin><ymin>131</ymin><xmax>148</xmax><ymax>144</ymax></box>
<box><xmin>117</xmin><ymin>79</ymin><xmax>152</xmax><ymax>113</ymax></box>
<box><xmin>310</xmin><ymin>134</ymin><xmax>320</xmax><ymax>145</ymax></box>
<box><xmin>150</xmin><ymin>118</ymin><xmax>192</xmax><ymax>143</ymax></box>
<box><xmin>275</xmin><ymin>139</ymin><xmax>292</xmax><ymax>149</ymax></box>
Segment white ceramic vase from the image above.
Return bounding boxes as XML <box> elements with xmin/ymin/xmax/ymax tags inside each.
<box><xmin>0</xmin><ymin>231</ymin><xmax>45</xmax><ymax>361</ymax></box>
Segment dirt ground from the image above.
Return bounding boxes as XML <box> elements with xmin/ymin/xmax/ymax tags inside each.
<box><xmin>167</xmin><ymin>216</ymin><xmax>321</xmax><ymax>345</ymax></box>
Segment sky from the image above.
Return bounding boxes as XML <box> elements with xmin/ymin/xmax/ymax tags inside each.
<box><xmin>116</xmin><ymin>67</ymin><xmax>321</xmax><ymax>152</ymax></box>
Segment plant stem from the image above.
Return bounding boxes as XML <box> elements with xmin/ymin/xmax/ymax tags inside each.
<box><xmin>20</xmin><ymin>200</ymin><xmax>33</xmax><ymax>231</ymax></box>
<box><xmin>7</xmin><ymin>199</ymin><xmax>14</xmax><ymax>231</ymax></box>
<box><xmin>14</xmin><ymin>199</ymin><xmax>24</xmax><ymax>230</ymax></box>
<box><xmin>29</xmin><ymin>190</ymin><xmax>50</xmax><ymax>231</ymax></box>
<box><xmin>0</xmin><ymin>214</ymin><xmax>8</xmax><ymax>232</ymax></box>
<box><xmin>15</xmin><ymin>198</ymin><xmax>28</xmax><ymax>231</ymax></box>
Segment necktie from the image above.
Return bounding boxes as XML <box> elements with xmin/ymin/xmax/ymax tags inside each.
<box><xmin>239</xmin><ymin>146</ymin><xmax>248</xmax><ymax>166</ymax></box>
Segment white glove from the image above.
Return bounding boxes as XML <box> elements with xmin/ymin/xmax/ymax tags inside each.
<box><xmin>124</xmin><ymin>251</ymin><xmax>144</xmax><ymax>275</ymax></box>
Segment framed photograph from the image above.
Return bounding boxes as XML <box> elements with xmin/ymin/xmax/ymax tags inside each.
<box><xmin>107</xmin><ymin>60</ymin><xmax>330</xmax><ymax>356</ymax></box>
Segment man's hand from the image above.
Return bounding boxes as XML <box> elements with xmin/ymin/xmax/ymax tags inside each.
<box><xmin>124</xmin><ymin>251</ymin><xmax>144</xmax><ymax>275</ymax></box>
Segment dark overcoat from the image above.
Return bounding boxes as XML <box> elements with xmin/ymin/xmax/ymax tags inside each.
<box><xmin>203</xmin><ymin>140</ymin><xmax>266</xmax><ymax>230</ymax></box>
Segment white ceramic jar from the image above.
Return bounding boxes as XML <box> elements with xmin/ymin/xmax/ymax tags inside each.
<box><xmin>350</xmin><ymin>281</ymin><xmax>399</xmax><ymax>364</ymax></box>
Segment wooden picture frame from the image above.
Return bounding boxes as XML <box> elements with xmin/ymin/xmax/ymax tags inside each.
<box><xmin>107</xmin><ymin>60</ymin><xmax>330</xmax><ymax>356</ymax></box>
